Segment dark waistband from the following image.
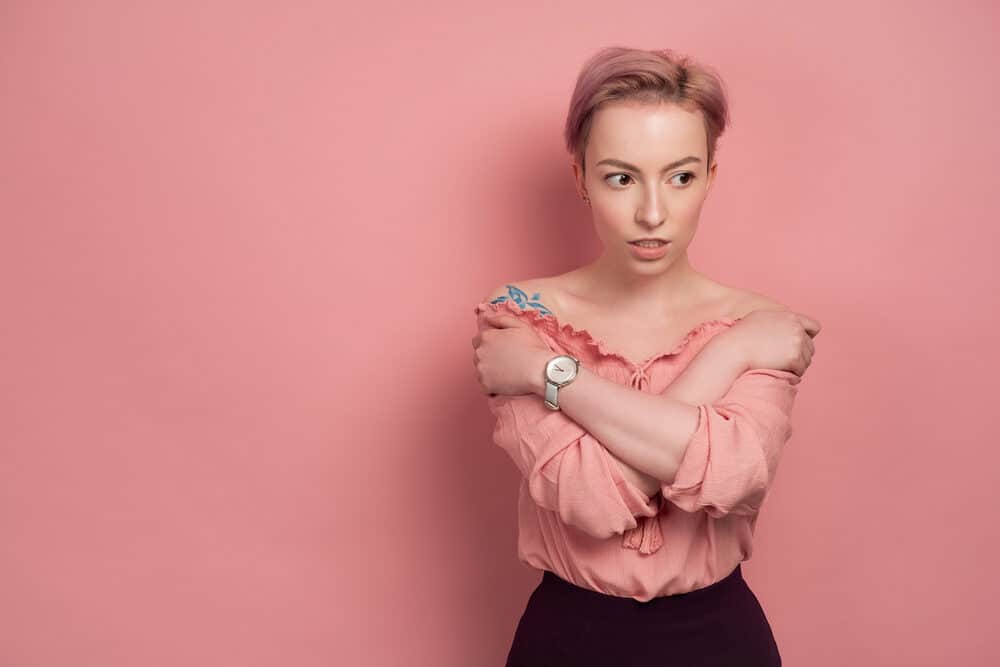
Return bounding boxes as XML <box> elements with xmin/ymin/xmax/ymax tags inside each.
<box><xmin>541</xmin><ymin>563</ymin><xmax>745</xmax><ymax>607</ymax></box>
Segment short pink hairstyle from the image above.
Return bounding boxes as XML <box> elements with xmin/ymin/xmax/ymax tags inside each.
<box><xmin>564</xmin><ymin>46</ymin><xmax>731</xmax><ymax>175</ymax></box>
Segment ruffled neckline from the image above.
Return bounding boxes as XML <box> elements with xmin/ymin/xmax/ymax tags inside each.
<box><xmin>474</xmin><ymin>297</ymin><xmax>742</xmax><ymax>369</ymax></box>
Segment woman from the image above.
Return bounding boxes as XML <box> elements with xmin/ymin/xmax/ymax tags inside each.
<box><xmin>471</xmin><ymin>46</ymin><xmax>821</xmax><ymax>666</ymax></box>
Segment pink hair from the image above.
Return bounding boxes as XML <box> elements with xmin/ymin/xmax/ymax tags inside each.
<box><xmin>563</xmin><ymin>46</ymin><xmax>731</xmax><ymax>175</ymax></box>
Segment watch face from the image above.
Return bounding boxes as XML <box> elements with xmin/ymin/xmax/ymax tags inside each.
<box><xmin>546</xmin><ymin>355</ymin><xmax>578</xmax><ymax>384</ymax></box>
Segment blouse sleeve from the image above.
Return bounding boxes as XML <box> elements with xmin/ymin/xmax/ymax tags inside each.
<box><xmin>661</xmin><ymin>367</ymin><xmax>802</xmax><ymax>518</ymax></box>
<box><xmin>475</xmin><ymin>304</ymin><xmax>658</xmax><ymax>538</ymax></box>
<box><xmin>487</xmin><ymin>394</ymin><xmax>661</xmax><ymax>539</ymax></box>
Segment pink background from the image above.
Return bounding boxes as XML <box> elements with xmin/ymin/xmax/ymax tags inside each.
<box><xmin>2</xmin><ymin>1</ymin><xmax>998</xmax><ymax>665</ymax></box>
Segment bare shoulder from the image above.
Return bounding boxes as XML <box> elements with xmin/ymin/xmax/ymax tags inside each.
<box><xmin>718</xmin><ymin>285</ymin><xmax>825</xmax><ymax>339</ymax></box>
<box><xmin>480</xmin><ymin>277</ymin><xmax>561</xmax><ymax>316</ymax></box>
<box><xmin>724</xmin><ymin>287</ymin><xmax>792</xmax><ymax>318</ymax></box>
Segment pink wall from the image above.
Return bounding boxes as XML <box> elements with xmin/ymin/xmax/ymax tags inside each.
<box><xmin>2</xmin><ymin>1</ymin><xmax>998</xmax><ymax>665</ymax></box>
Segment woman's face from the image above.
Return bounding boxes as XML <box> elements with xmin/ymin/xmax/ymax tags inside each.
<box><xmin>573</xmin><ymin>101</ymin><xmax>717</xmax><ymax>271</ymax></box>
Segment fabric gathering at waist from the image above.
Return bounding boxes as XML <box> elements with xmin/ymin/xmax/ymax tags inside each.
<box><xmin>541</xmin><ymin>563</ymin><xmax>745</xmax><ymax>609</ymax></box>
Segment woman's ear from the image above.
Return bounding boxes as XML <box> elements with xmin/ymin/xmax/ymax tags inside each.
<box><xmin>705</xmin><ymin>161</ymin><xmax>718</xmax><ymax>195</ymax></box>
<box><xmin>570</xmin><ymin>159</ymin><xmax>588</xmax><ymax>203</ymax></box>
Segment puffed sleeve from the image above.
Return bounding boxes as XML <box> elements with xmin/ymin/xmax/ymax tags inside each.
<box><xmin>487</xmin><ymin>393</ymin><xmax>660</xmax><ymax>539</ymax></box>
<box><xmin>661</xmin><ymin>367</ymin><xmax>801</xmax><ymax>518</ymax></box>
<box><xmin>475</xmin><ymin>303</ymin><xmax>658</xmax><ymax>539</ymax></box>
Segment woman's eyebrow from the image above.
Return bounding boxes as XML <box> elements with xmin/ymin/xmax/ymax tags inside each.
<box><xmin>595</xmin><ymin>156</ymin><xmax>702</xmax><ymax>172</ymax></box>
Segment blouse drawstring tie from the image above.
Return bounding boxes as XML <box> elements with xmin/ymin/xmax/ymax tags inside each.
<box><xmin>621</xmin><ymin>365</ymin><xmax>666</xmax><ymax>555</ymax></box>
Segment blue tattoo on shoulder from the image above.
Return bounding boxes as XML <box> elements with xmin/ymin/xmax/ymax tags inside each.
<box><xmin>488</xmin><ymin>284</ymin><xmax>554</xmax><ymax>316</ymax></box>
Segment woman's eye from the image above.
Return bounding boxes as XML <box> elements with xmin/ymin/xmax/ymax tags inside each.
<box><xmin>604</xmin><ymin>172</ymin><xmax>696</xmax><ymax>188</ymax></box>
<box><xmin>605</xmin><ymin>173</ymin><xmax>632</xmax><ymax>187</ymax></box>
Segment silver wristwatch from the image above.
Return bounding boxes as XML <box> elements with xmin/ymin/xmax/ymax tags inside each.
<box><xmin>543</xmin><ymin>354</ymin><xmax>580</xmax><ymax>410</ymax></box>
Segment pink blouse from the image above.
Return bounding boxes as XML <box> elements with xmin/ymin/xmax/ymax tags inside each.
<box><xmin>474</xmin><ymin>296</ymin><xmax>802</xmax><ymax>602</ymax></box>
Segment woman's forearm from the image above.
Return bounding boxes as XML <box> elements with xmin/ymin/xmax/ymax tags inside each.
<box><xmin>662</xmin><ymin>336</ymin><xmax>751</xmax><ymax>405</ymax></box>
<box><xmin>528</xmin><ymin>336</ymin><xmax>749</xmax><ymax>488</ymax></box>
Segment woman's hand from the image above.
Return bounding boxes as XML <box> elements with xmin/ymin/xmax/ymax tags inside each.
<box><xmin>472</xmin><ymin>311</ymin><xmax>553</xmax><ymax>396</ymax></box>
<box><xmin>722</xmin><ymin>309</ymin><xmax>822</xmax><ymax>377</ymax></box>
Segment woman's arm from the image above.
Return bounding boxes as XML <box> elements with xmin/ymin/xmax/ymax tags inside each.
<box><xmin>600</xmin><ymin>337</ymin><xmax>750</xmax><ymax>496</ymax></box>
<box><xmin>476</xmin><ymin>285</ymin><xmax>811</xmax><ymax>518</ymax></box>
<box><xmin>524</xmin><ymin>334</ymin><xmax>749</xmax><ymax>493</ymax></box>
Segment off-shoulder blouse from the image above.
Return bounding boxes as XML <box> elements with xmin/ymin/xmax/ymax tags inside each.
<box><xmin>474</xmin><ymin>292</ymin><xmax>802</xmax><ymax>602</ymax></box>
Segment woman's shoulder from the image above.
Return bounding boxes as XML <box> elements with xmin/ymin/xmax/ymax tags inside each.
<box><xmin>674</xmin><ymin>276</ymin><xmax>791</xmax><ymax>320</ymax></box>
<box><xmin>480</xmin><ymin>278</ymin><xmax>545</xmax><ymax>301</ymax></box>
<box><xmin>723</xmin><ymin>286</ymin><xmax>791</xmax><ymax>318</ymax></box>
<box><xmin>479</xmin><ymin>277</ymin><xmax>565</xmax><ymax>314</ymax></box>
<box><xmin>480</xmin><ymin>275</ymin><xmax>792</xmax><ymax>319</ymax></box>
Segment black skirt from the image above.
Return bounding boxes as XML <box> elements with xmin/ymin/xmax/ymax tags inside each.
<box><xmin>505</xmin><ymin>564</ymin><xmax>781</xmax><ymax>666</ymax></box>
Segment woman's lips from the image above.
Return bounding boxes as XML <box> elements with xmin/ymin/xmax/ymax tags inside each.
<box><xmin>627</xmin><ymin>240</ymin><xmax>670</xmax><ymax>259</ymax></box>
